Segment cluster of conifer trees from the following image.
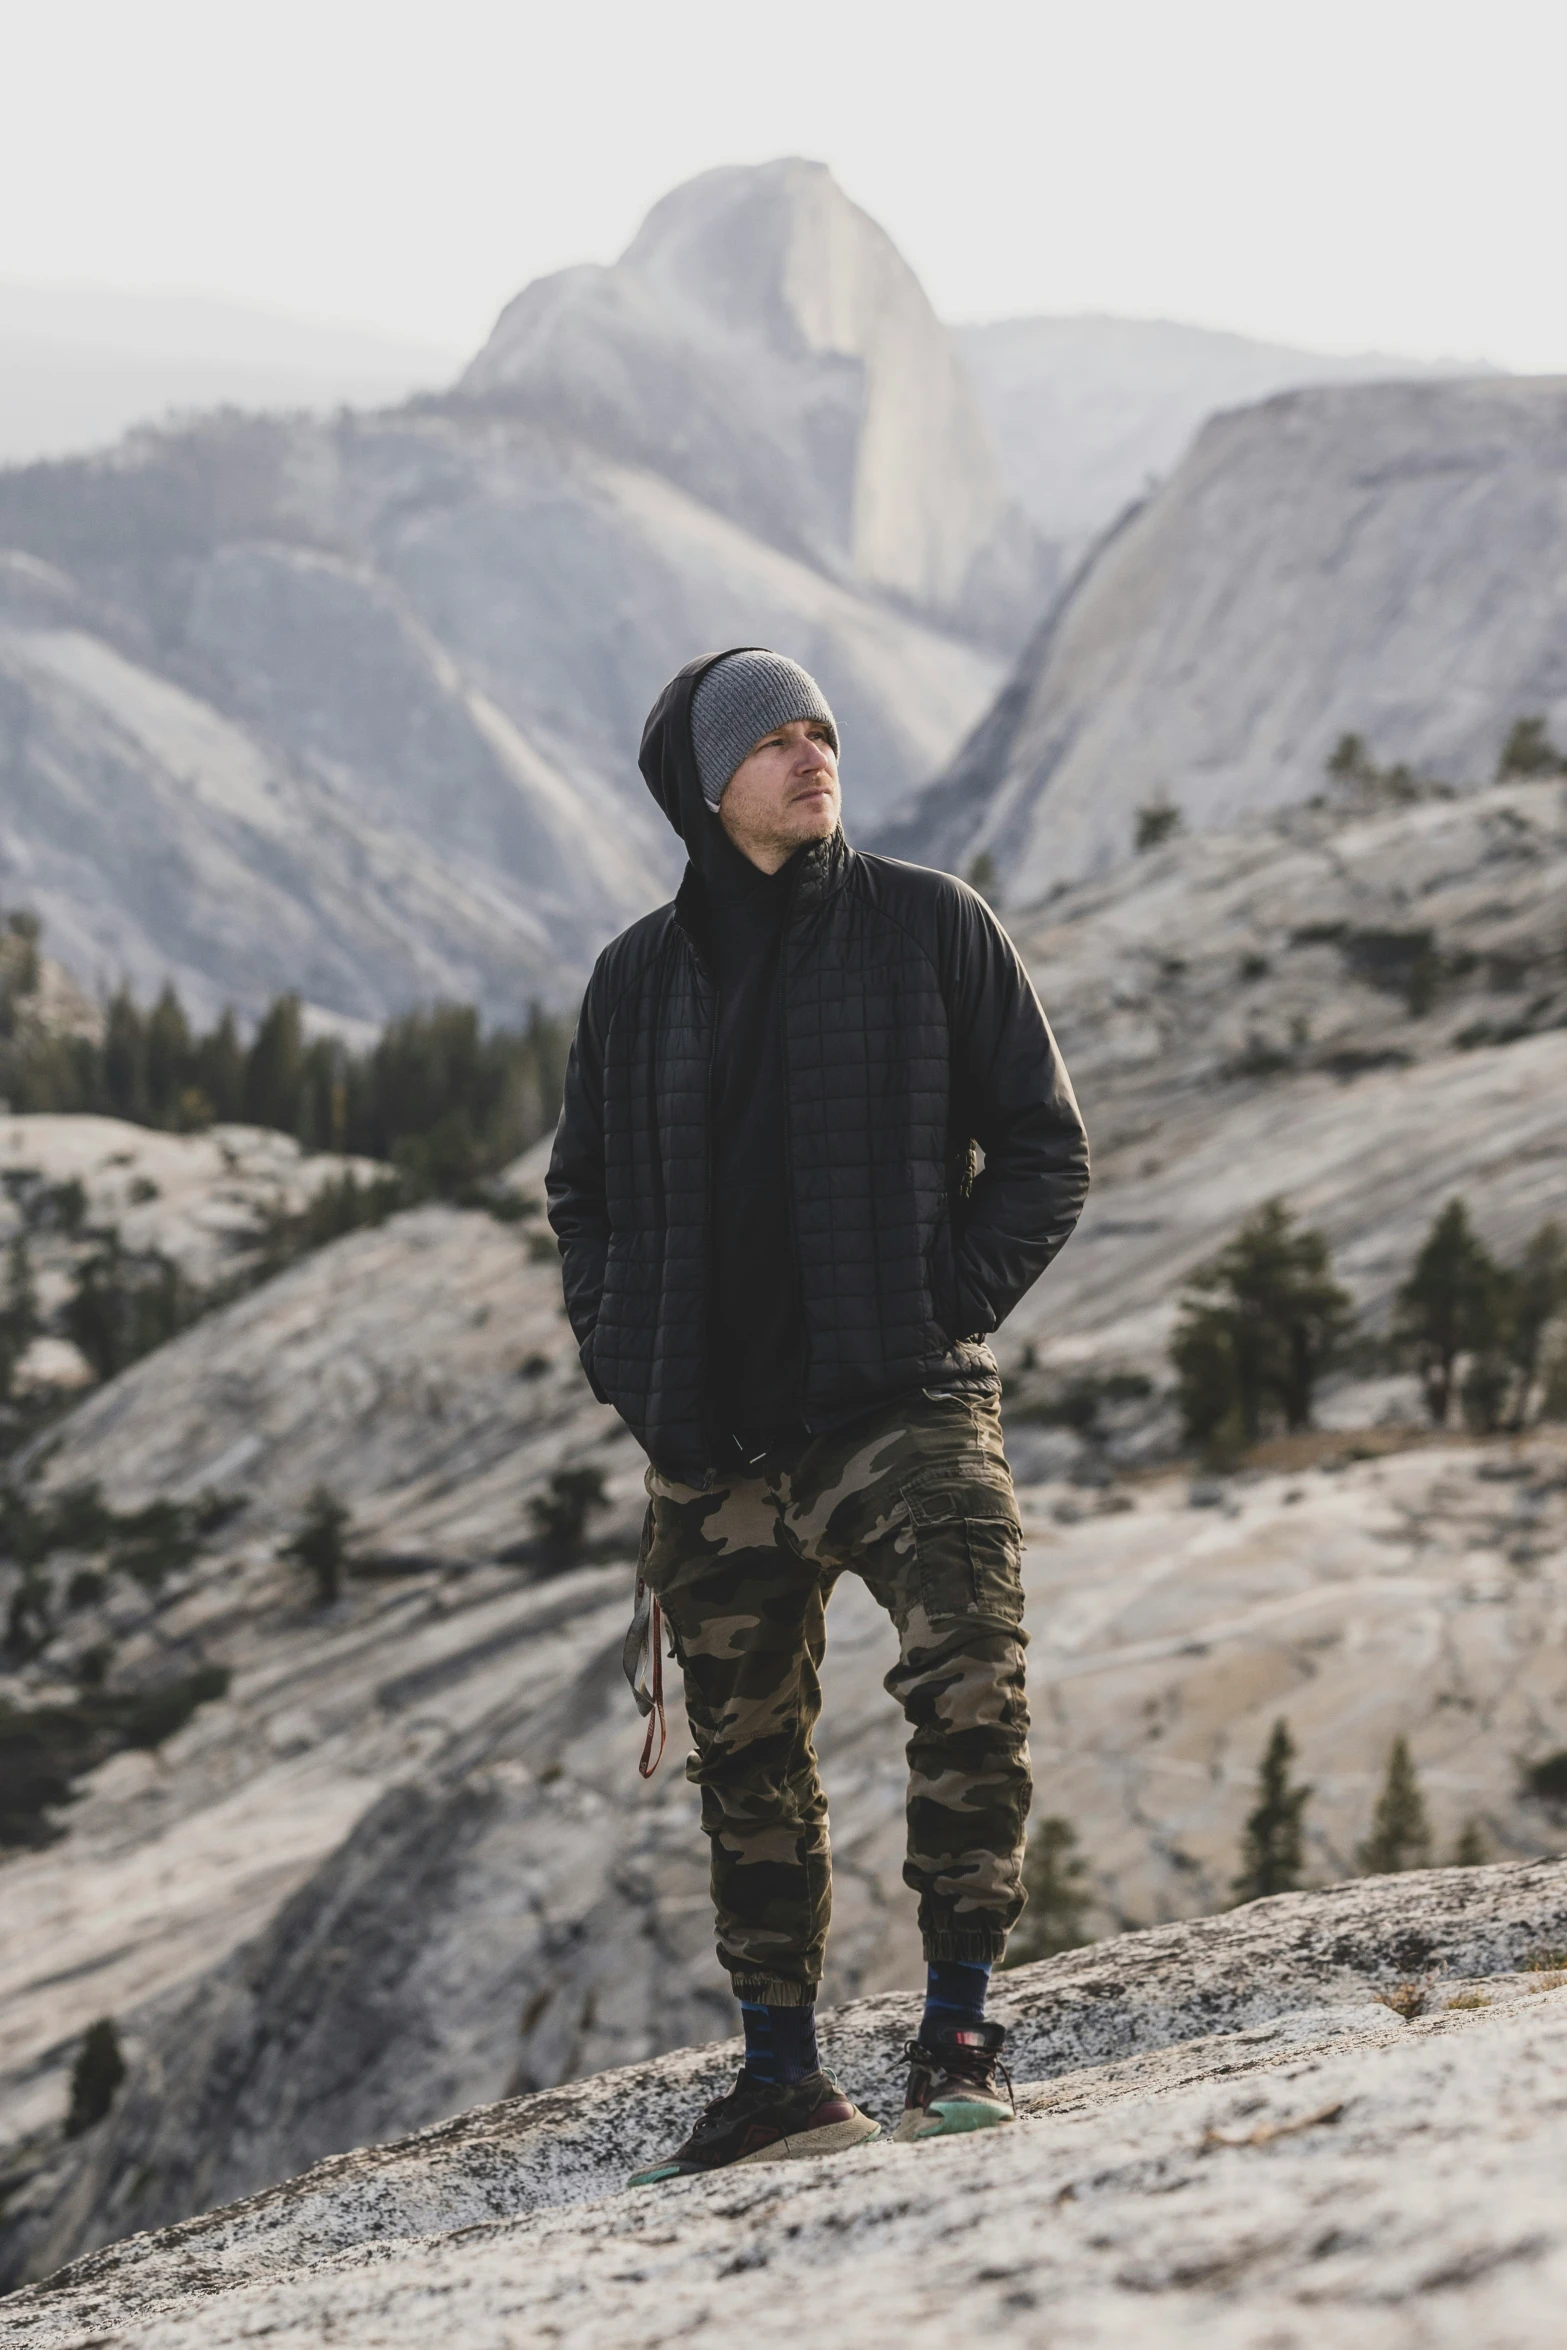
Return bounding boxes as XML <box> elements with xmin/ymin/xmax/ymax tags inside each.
<box><xmin>1171</xmin><ymin>1196</ymin><xmax>1566</xmax><ymax>1451</ymax></box>
<box><xmin>1006</xmin><ymin>1716</ymin><xmax>1532</xmax><ymax>1968</ymax></box>
<box><xmin>1</xmin><ymin>944</ymin><xmax>572</xmax><ymax>1196</ymax></box>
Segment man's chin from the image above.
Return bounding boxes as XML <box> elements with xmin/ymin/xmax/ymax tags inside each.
<box><xmin>784</xmin><ymin>804</ymin><xmax>839</xmax><ymax>845</ymax></box>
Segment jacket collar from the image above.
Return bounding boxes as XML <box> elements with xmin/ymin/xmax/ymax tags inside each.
<box><xmin>674</xmin><ymin>827</ymin><xmax>851</xmax><ymax>953</ymax></box>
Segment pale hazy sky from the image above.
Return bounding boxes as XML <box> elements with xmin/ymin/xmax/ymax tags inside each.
<box><xmin>4</xmin><ymin>0</ymin><xmax>1564</xmax><ymax>368</ymax></box>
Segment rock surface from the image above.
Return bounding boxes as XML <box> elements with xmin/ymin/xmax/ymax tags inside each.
<box><xmin>7</xmin><ymin>1862</ymin><xmax>1567</xmax><ymax>2347</ymax></box>
<box><xmin>883</xmin><ymin>377</ymin><xmax>1567</xmax><ymax>894</ymax></box>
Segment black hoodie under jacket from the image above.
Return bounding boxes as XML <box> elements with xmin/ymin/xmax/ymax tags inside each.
<box><xmin>546</xmin><ymin>651</ymin><xmax>1091</xmax><ymax>1486</ymax></box>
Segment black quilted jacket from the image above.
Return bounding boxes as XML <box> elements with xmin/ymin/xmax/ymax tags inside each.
<box><xmin>546</xmin><ymin>652</ymin><xmax>1090</xmax><ymax>1484</ymax></box>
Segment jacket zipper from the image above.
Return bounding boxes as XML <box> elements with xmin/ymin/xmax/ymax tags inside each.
<box><xmin>678</xmin><ymin>911</ymin><xmax>723</xmax><ymax>1489</ymax></box>
<box><xmin>779</xmin><ymin>861</ymin><xmax>814</xmax><ymax>1431</ymax></box>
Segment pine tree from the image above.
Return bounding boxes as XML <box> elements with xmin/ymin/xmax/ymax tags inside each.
<box><xmin>101</xmin><ymin>987</ymin><xmax>149</xmax><ymax>1122</ymax></box>
<box><xmin>1002</xmin><ymin>1815</ymin><xmax>1092</xmax><ymax>1965</ymax></box>
<box><xmin>1507</xmin><ymin>1222</ymin><xmax>1567</xmax><ymax>1426</ymax></box>
<box><xmin>1452</xmin><ymin>1819</ymin><xmax>1489</xmax><ymax>1868</ymax></box>
<box><xmin>1171</xmin><ymin>1199</ymin><xmax>1354</xmax><ymax>1449</ymax></box>
<box><xmin>192</xmin><ymin>1008</ymin><xmax>246</xmax><ymax>1124</ymax></box>
<box><xmin>244</xmin><ymin>995</ymin><xmax>306</xmax><ymax>1135</ymax></box>
<box><xmin>1357</xmin><ymin>1736</ymin><xmax>1432</xmax><ymax>1875</ymax></box>
<box><xmin>143</xmin><ymin>983</ymin><xmax>193</xmax><ymax>1125</ymax></box>
<box><xmin>1396</xmin><ymin>1200</ymin><xmax>1504</xmax><ymax>1425</ymax></box>
<box><xmin>65</xmin><ymin>2017</ymin><xmax>126</xmax><ymax>2136</ymax></box>
<box><xmin>1233</xmin><ymin>1719</ymin><xmax>1312</xmax><ymax>1901</ymax></box>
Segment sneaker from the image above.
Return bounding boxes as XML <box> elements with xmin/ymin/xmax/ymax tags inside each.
<box><xmin>893</xmin><ymin>2019</ymin><xmax>1016</xmax><ymax>2142</ymax></box>
<box><xmin>627</xmin><ymin>2067</ymin><xmax>879</xmax><ymax>2186</ymax></box>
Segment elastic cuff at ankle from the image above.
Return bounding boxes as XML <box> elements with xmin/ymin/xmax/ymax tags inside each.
<box><xmin>922</xmin><ymin>1929</ymin><xmax>1009</xmax><ymax>1966</ymax></box>
<box><xmin>730</xmin><ymin>1975</ymin><xmax>818</xmax><ymax>2009</ymax></box>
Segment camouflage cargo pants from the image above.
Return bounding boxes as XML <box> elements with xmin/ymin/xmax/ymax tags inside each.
<box><xmin>640</xmin><ymin>1391</ymin><xmax>1030</xmax><ymax>2006</ymax></box>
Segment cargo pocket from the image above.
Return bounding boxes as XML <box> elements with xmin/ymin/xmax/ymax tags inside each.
<box><xmin>900</xmin><ymin>1465</ymin><xmax>1024</xmax><ymax>1626</ymax></box>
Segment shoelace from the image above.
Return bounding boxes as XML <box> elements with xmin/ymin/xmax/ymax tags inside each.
<box><xmin>691</xmin><ymin>2072</ymin><xmax>766</xmax><ymax>2141</ymax></box>
<box><xmin>905</xmin><ymin>2036</ymin><xmax>1015</xmax><ymax>2111</ymax></box>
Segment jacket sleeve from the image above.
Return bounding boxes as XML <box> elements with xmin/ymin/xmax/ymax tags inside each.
<box><xmin>545</xmin><ymin>975</ymin><xmax>611</xmax><ymax>1402</ymax></box>
<box><xmin>942</xmin><ymin>885</ymin><xmax>1090</xmax><ymax>1338</ymax></box>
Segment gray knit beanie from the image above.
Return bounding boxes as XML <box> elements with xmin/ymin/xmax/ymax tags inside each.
<box><xmin>690</xmin><ymin>651</ymin><xmax>838</xmax><ymax>809</ymax></box>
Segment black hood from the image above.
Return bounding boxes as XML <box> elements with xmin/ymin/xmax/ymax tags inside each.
<box><xmin>639</xmin><ymin>647</ymin><xmax>779</xmax><ymax>897</ymax></box>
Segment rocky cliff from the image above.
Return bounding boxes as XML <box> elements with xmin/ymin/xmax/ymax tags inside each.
<box><xmin>7</xmin><ymin>1862</ymin><xmax>1567</xmax><ymax>2347</ymax></box>
<box><xmin>462</xmin><ymin>160</ymin><xmax>1050</xmax><ymax>645</ymax></box>
<box><xmin>882</xmin><ymin>377</ymin><xmax>1567</xmax><ymax>895</ymax></box>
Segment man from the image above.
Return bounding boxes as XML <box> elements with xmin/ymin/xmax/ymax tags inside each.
<box><xmin>548</xmin><ymin>649</ymin><xmax>1088</xmax><ymax>2181</ymax></box>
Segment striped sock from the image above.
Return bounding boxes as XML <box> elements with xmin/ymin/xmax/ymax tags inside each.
<box><xmin>739</xmin><ymin>2000</ymin><xmax>820</xmax><ymax>2086</ymax></box>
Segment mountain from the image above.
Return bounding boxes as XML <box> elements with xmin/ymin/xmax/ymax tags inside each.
<box><xmin>459</xmin><ymin>159</ymin><xmax>1055</xmax><ymax>647</ymax></box>
<box><xmin>879</xmin><ymin>376</ymin><xmax>1567</xmax><ymax>899</ymax></box>
<box><xmin>9</xmin><ymin>1862</ymin><xmax>1567</xmax><ymax>2344</ymax></box>
<box><xmin>0</xmin><ymin>284</ymin><xmax>458</xmax><ymax>469</ymax></box>
<box><xmin>0</xmin><ymin>165</ymin><xmax>1012</xmax><ymax>1025</ymax></box>
<box><xmin>956</xmin><ymin>312</ymin><xmax>1478</xmax><ymax>556</ymax></box>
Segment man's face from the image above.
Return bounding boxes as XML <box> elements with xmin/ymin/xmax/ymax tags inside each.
<box><xmin>717</xmin><ymin>718</ymin><xmax>841</xmax><ymax>873</ymax></box>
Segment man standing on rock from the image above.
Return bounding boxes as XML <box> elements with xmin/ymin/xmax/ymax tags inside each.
<box><xmin>548</xmin><ymin>650</ymin><xmax>1088</xmax><ymax>2180</ymax></box>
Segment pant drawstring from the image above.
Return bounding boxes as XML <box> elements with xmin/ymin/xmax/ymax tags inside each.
<box><xmin>638</xmin><ymin>1594</ymin><xmax>667</xmax><ymax>1779</ymax></box>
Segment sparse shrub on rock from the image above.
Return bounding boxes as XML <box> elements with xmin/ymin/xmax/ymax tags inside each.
<box><xmin>527</xmin><ymin>1467</ymin><xmax>609</xmax><ymax>1571</ymax></box>
<box><xmin>65</xmin><ymin>2018</ymin><xmax>126</xmax><ymax>2137</ymax></box>
<box><xmin>283</xmin><ymin>1488</ymin><xmax>352</xmax><ymax>1608</ymax></box>
<box><xmin>1523</xmin><ymin>1750</ymin><xmax>1567</xmax><ymax>1809</ymax></box>
<box><xmin>1497</xmin><ymin>715</ymin><xmax>1567</xmax><ymax>780</ymax></box>
<box><xmin>1134</xmin><ymin>798</ymin><xmax>1183</xmax><ymax>852</ymax></box>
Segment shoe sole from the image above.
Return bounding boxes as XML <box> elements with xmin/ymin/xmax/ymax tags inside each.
<box><xmin>736</xmin><ymin>2111</ymin><xmax>881</xmax><ymax>2166</ymax></box>
<box><xmin>893</xmin><ymin>2100</ymin><xmax>1015</xmax><ymax>2144</ymax></box>
<box><xmin>628</xmin><ymin>2111</ymin><xmax>879</xmax><ymax>2186</ymax></box>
